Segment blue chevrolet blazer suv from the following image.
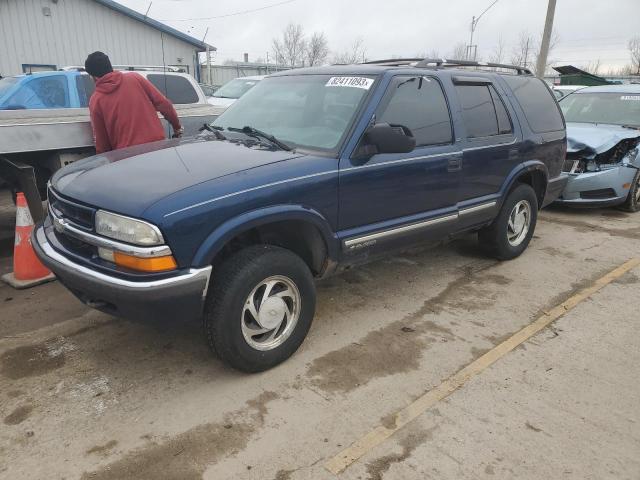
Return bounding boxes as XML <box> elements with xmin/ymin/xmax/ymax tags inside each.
<box><xmin>34</xmin><ymin>59</ymin><xmax>568</xmax><ymax>372</ymax></box>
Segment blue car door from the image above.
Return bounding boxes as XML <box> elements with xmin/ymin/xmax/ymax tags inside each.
<box><xmin>338</xmin><ymin>74</ymin><xmax>462</xmax><ymax>255</ymax></box>
<box><xmin>452</xmin><ymin>76</ymin><xmax>520</xmax><ymax>228</ymax></box>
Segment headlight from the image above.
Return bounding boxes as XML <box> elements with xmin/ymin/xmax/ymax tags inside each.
<box><xmin>95</xmin><ymin>211</ymin><xmax>164</xmax><ymax>246</ymax></box>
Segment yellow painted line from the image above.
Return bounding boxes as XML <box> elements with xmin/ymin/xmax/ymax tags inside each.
<box><xmin>325</xmin><ymin>257</ymin><xmax>640</xmax><ymax>475</ymax></box>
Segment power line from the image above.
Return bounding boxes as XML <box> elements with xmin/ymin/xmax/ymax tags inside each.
<box><xmin>158</xmin><ymin>0</ymin><xmax>298</xmax><ymax>22</ymax></box>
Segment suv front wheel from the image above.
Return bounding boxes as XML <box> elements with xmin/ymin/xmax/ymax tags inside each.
<box><xmin>204</xmin><ymin>245</ymin><xmax>316</xmax><ymax>372</ymax></box>
<box><xmin>479</xmin><ymin>183</ymin><xmax>538</xmax><ymax>260</ymax></box>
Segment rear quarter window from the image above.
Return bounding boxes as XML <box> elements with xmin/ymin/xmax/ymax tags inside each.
<box><xmin>146</xmin><ymin>74</ymin><xmax>199</xmax><ymax>104</ymax></box>
<box><xmin>502</xmin><ymin>76</ymin><xmax>564</xmax><ymax>133</ymax></box>
<box><xmin>76</xmin><ymin>74</ymin><xmax>95</xmax><ymax>107</ymax></box>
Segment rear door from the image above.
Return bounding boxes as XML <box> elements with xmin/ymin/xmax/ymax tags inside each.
<box><xmin>453</xmin><ymin>76</ymin><xmax>520</xmax><ymax>226</ymax></box>
<box><xmin>339</xmin><ymin>74</ymin><xmax>461</xmax><ymax>253</ymax></box>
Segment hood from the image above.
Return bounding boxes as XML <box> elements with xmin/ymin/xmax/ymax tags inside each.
<box><xmin>207</xmin><ymin>97</ymin><xmax>236</xmax><ymax>108</ymax></box>
<box><xmin>566</xmin><ymin>123</ymin><xmax>640</xmax><ymax>156</ymax></box>
<box><xmin>95</xmin><ymin>71</ymin><xmax>123</xmax><ymax>94</ymax></box>
<box><xmin>51</xmin><ymin>137</ymin><xmax>303</xmax><ymax>217</ymax></box>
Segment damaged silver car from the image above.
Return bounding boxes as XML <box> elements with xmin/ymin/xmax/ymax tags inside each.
<box><xmin>556</xmin><ymin>85</ymin><xmax>640</xmax><ymax>211</ymax></box>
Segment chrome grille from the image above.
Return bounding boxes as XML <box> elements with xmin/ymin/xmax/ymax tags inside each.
<box><xmin>47</xmin><ymin>187</ymin><xmax>95</xmax><ymax>229</ymax></box>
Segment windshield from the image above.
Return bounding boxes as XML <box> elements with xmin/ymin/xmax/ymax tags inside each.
<box><xmin>213</xmin><ymin>75</ymin><xmax>375</xmax><ymax>152</ymax></box>
<box><xmin>213</xmin><ymin>78</ymin><xmax>260</xmax><ymax>99</ymax></box>
<box><xmin>0</xmin><ymin>77</ymin><xmax>19</xmax><ymax>98</ymax></box>
<box><xmin>560</xmin><ymin>92</ymin><xmax>640</xmax><ymax>127</ymax></box>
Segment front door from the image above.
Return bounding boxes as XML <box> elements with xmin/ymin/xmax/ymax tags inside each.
<box><xmin>338</xmin><ymin>74</ymin><xmax>461</xmax><ymax>254</ymax></box>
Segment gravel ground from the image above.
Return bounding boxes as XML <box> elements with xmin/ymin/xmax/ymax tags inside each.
<box><xmin>0</xmin><ymin>195</ymin><xmax>639</xmax><ymax>480</ymax></box>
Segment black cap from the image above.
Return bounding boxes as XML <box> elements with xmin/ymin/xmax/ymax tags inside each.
<box><xmin>84</xmin><ymin>51</ymin><xmax>113</xmax><ymax>78</ymax></box>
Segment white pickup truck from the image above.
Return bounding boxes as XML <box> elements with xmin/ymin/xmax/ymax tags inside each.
<box><xmin>0</xmin><ymin>68</ymin><xmax>225</xmax><ymax>213</ymax></box>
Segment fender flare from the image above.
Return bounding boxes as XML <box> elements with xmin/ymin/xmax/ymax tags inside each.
<box><xmin>191</xmin><ymin>204</ymin><xmax>339</xmax><ymax>268</ymax></box>
<box><xmin>499</xmin><ymin>160</ymin><xmax>549</xmax><ymax>209</ymax></box>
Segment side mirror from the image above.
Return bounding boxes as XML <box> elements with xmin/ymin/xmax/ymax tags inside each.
<box><xmin>363</xmin><ymin>123</ymin><xmax>416</xmax><ymax>155</ymax></box>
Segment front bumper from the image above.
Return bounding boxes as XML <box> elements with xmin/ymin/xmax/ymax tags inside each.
<box><xmin>33</xmin><ymin>224</ymin><xmax>211</xmax><ymax>321</ymax></box>
<box><xmin>554</xmin><ymin>165</ymin><xmax>637</xmax><ymax>207</ymax></box>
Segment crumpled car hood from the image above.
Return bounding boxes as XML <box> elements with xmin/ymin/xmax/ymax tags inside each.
<box><xmin>567</xmin><ymin>122</ymin><xmax>640</xmax><ymax>157</ymax></box>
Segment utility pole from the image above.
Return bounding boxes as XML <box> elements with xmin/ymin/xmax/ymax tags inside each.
<box><xmin>523</xmin><ymin>37</ymin><xmax>530</xmax><ymax>69</ymax></box>
<box><xmin>536</xmin><ymin>0</ymin><xmax>557</xmax><ymax>77</ymax></box>
<box><xmin>203</xmin><ymin>27</ymin><xmax>211</xmax><ymax>85</ymax></box>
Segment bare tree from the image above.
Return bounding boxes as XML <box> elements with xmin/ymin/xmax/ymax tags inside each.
<box><xmin>449</xmin><ymin>42</ymin><xmax>467</xmax><ymax>60</ymax></box>
<box><xmin>306</xmin><ymin>32</ymin><xmax>329</xmax><ymax>66</ymax></box>
<box><xmin>427</xmin><ymin>49</ymin><xmax>441</xmax><ymax>59</ymax></box>
<box><xmin>511</xmin><ymin>31</ymin><xmax>535</xmax><ymax>68</ymax></box>
<box><xmin>584</xmin><ymin>59</ymin><xmax>601</xmax><ymax>75</ymax></box>
<box><xmin>629</xmin><ymin>36</ymin><xmax>640</xmax><ymax>74</ymax></box>
<box><xmin>415</xmin><ymin>49</ymin><xmax>441</xmax><ymax>59</ymax></box>
<box><xmin>509</xmin><ymin>30</ymin><xmax>557</xmax><ymax>74</ymax></box>
<box><xmin>272</xmin><ymin>23</ymin><xmax>307</xmax><ymax>67</ymax></box>
<box><xmin>489</xmin><ymin>35</ymin><xmax>506</xmax><ymax>64</ymax></box>
<box><xmin>333</xmin><ymin>38</ymin><xmax>367</xmax><ymax>64</ymax></box>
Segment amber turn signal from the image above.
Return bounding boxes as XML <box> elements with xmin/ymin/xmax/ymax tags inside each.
<box><xmin>113</xmin><ymin>252</ymin><xmax>177</xmax><ymax>272</ymax></box>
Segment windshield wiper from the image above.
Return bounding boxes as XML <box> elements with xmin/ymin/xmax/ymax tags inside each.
<box><xmin>622</xmin><ymin>125</ymin><xmax>640</xmax><ymax>130</ymax></box>
<box><xmin>227</xmin><ymin>126</ymin><xmax>292</xmax><ymax>151</ymax></box>
<box><xmin>199</xmin><ymin>123</ymin><xmax>227</xmax><ymax>140</ymax></box>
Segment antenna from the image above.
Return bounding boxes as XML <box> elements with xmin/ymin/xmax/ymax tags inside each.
<box><xmin>144</xmin><ymin>1</ymin><xmax>152</xmax><ymax>19</ymax></box>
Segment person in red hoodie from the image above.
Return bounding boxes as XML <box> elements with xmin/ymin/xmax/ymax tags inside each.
<box><xmin>84</xmin><ymin>51</ymin><xmax>183</xmax><ymax>154</ymax></box>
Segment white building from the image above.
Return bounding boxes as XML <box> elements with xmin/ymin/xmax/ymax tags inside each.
<box><xmin>0</xmin><ymin>0</ymin><xmax>214</xmax><ymax>79</ymax></box>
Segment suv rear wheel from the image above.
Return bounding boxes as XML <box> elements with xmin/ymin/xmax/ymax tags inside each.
<box><xmin>479</xmin><ymin>183</ymin><xmax>538</xmax><ymax>260</ymax></box>
<box><xmin>204</xmin><ymin>245</ymin><xmax>316</xmax><ymax>372</ymax></box>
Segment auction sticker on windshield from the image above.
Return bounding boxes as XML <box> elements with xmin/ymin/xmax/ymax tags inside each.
<box><xmin>326</xmin><ymin>77</ymin><xmax>374</xmax><ymax>89</ymax></box>
<box><xmin>621</xmin><ymin>95</ymin><xmax>640</xmax><ymax>101</ymax></box>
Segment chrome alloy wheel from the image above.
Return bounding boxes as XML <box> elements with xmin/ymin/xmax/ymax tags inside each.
<box><xmin>241</xmin><ymin>275</ymin><xmax>301</xmax><ymax>351</ymax></box>
<box><xmin>507</xmin><ymin>200</ymin><xmax>532</xmax><ymax>247</ymax></box>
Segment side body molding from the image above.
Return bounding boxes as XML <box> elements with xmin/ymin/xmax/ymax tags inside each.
<box><xmin>191</xmin><ymin>205</ymin><xmax>340</xmax><ymax>268</ymax></box>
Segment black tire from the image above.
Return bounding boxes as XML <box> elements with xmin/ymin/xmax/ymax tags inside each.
<box><xmin>618</xmin><ymin>170</ymin><xmax>640</xmax><ymax>213</ymax></box>
<box><xmin>204</xmin><ymin>245</ymin><xmax>316</xmax><ymax>372</ymax></box>
<box><xmin>479</xmin><ymin>183</ymin><xmax>538</xmax><ymax>260</ymax></box>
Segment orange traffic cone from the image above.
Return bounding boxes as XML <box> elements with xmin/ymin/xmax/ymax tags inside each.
<box><xmin>1</xmin><ymin>192</ymin><xmax>55</xmax><ymax>289</ymax></box>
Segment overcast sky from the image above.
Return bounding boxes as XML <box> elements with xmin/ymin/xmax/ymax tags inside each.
<box><xmin>118</xmin><ymin>0</ymin><xmax>638</xmax><ymax>72</ymax></box>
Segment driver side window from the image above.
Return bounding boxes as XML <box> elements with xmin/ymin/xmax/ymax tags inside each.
<box><xmin>377</xmin><ymin>76</ymin><xmax>453</xmax><ymax>147</ymax></box>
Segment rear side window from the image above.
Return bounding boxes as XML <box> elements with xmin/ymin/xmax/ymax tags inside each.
<box><xmin>146</xmin><ymin>74</ymin><xmax>199</xmax><ymax>104</ymax></box>
<box><xmin>502</xmin><ymin>76</ymin><xmax>564</xmax><ymax>133</ymax></box>
<box><xmin>456</xmin><ymin>84</ymin><xmax>513</xmax><ymax>138</ymax></box>
<box><xmin>377</xmin><ymin>76</ymin><xmax>452</xmax><ymax>147</ymax></box>
<box><xmin>76</xmin><ymin>74</ymin><xmax>95</xmax><ymax>107</ymax></box>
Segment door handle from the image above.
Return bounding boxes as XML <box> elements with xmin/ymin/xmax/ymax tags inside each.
<box><xmin>447</xmin><ymin>155</ymin><xmax>463</xmax><ymax>172</ymax></box>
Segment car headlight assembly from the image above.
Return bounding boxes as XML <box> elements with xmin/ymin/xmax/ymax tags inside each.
<box><xmin>95</xmin><ymin>210</ymin><xmax>164</xmax><ymax>246</ymax></box>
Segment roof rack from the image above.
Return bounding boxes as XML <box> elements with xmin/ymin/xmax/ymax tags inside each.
<box><xmin>362</xmin><ymin>57</ymin><xmax>532</xmax><ymax>75</ymax></box>
<box><xmin>362</xmin><ymin>58</ymin><xmax>424</xmax><ymax>66</ymax></box>
<box><xmin>416</xmin><ymin>58</ymin><xmax>532</xmax><ymax>75</ymax></box>
<box><xmin>59</xmin><ymin>65</ymin><xmax>185</xmax><ymax>73</ymax></box>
